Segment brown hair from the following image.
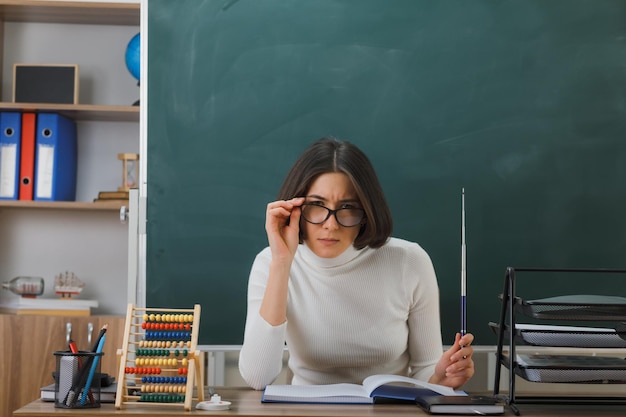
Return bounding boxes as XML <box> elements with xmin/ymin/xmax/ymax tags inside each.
<box><xmin>277</xmin><ymin>137</ymin><xmax>392</xmax><ymax>249</ymax></box>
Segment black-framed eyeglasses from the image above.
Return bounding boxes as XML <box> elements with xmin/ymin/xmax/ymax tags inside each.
<box><xmin>300</xmin><ymin>203</ymin><xmax>365</xmax><ymax>228</ymax></box>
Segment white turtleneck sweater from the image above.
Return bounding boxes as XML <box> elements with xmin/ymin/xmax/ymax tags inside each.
<box><xmin>238</xmin><ymin>237</ymin><xmax>443</xmax><ymax>390</ymax></box>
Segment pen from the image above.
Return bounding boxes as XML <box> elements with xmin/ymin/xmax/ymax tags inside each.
<box><xmin>79</xmin><ymin>333</ymin><xmax>106</xmax><ymax>405</ymax></box>
<box><xmin>461</xmin><ymin>188</ymin><xmax>467</xmax><ymax>338</ymax></box>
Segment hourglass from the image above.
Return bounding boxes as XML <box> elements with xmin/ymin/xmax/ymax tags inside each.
<box><xmin>118</xmin><ymin>153</ymin><xmax>139</xmax><ymax>192</ymax></box>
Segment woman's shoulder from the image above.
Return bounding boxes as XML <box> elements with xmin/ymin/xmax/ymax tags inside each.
<box><xmin>377</xmin><ymin>237</ymin><xmax>432</xmax><ymax>262</ymax></box>
<box><xmin>252</xmin><ymin>246</ymin><xmax>273</xmax><ymax>266</ymax></box>
<box><xmin>383</xmin><ymin>237</ymin><xmax>428</xmax><ymax>253</ymax></box>
<box><xmin>374</xmin><ymin>238</ymin><xmax>437</xmax><ymax>287</ymax></box>
<box><xmin>257</xmin><ymin>246</ymin><xmax>272</xmax><ymax>257</ymax></box>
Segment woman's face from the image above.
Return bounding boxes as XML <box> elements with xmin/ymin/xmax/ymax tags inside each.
<box><xmin>301</xmin><ymin>172</ymin><xmax>362</xmax><ymax>258</ymax></box>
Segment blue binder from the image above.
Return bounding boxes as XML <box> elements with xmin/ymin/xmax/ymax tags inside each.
<box><xmin>34</xmin><ymin>113</ymin><xmax>77</xmax><ymax>201</ymax></box>
<box><xmin>0</xmin><ymin>112</ymin><xmax>22</xmax><ymax>200</ymax></box>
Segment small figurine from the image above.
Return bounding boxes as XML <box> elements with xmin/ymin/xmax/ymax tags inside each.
<box><xmin>54</xmin><ymin>271</ymin><xmax>85</xmax><ymax>298</ymax></box>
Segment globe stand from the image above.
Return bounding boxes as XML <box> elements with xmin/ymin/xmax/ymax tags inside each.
<box><xmin>132</xmin><ymin>81</ymin><xmax>139</xmax><ymax>106</ymax></box>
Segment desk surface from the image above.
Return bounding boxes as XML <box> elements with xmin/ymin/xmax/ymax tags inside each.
<box><xmin>12</xmin><ymin>387</ymin><xmax>626</xmax><ymax>417</ymax></box>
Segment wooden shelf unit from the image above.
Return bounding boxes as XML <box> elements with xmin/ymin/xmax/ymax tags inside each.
<box><xmin>0</xmin><ymin>0</ymin><xmax>140</xmax><ymax>205</ymax></box>
<box><xmin>0</xmin><ymin>2</ymin><xmax>140</xmax><ymax>415</ymax></box>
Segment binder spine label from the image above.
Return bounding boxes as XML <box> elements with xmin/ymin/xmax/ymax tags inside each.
<box><xmin>35</xmin><ymin>144</ymin><xmax>55</xmax><ymax>199</ymax></box>
<box><xmin>0</xmin><ymin>144</ymin><xmax>17</xmax><ymax>197</ymax></box>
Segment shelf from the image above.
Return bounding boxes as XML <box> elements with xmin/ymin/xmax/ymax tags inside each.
<box><xmin>488</xmin><ymin>322</ymin><xmax>626</xmax><ymax>349</ymax></box>
<box><xmin>514</xmin><ymin>295</ymin><xmax>626</xmax><ymax>321</ymax></box>
<box><xmin>0</xmin><ymin>102</ymin><xmax>139</xmax><ymax>122</ymax></box>
<box><xmin>0</xmin><ymin>200</ymin><xmax>127</xmax><ymax>211</ymax></box>
<box><xmin>0</xmin><ymin>1</ymin><xmax>140</xmax><ymax>26</ymax></box>
<box><xmin>0</xmin><ymin>1</ymin><xmax>141</xmax><ymax>121</ymax></box>
<box><xmin>505</xmin><ymin>354</ymin><xmax>626</xmax><ymax>384</ymax></box>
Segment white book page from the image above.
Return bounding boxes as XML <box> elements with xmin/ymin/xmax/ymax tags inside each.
<box><xmin>362</xmin><ymin>374</ymin><xmax>466</xmax><ymax>396</ymax></box>
<box><xmin>264</xmin><ymin>383</ymin><xmax>368</xmax><ymax>398</ymax></box>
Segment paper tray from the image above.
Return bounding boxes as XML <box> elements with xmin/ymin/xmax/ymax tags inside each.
<box><xmin>513</xmin><ymin>354</ymin><xmax>626</xmax><ymax>383</ymax></box>
<box><xmin>488</xmin><ymin>322</ymin><xmax>626</xmax><ymax>348</ymax></box>
<box><xmin>513</xmin><ymin>295</ymin><xmax>626</xmax><ymax>321</ymax></box>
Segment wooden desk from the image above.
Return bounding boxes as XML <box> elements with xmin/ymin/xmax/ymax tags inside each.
<box><xmin>12</xmin><ymin>387</ymin><xmax>626</xmax><ymax>417</ymax></box>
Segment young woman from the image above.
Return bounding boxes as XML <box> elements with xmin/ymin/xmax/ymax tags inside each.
<box><xmin>239</xmin><ymin>137</ymin><xmax>474</xmax><ymax>390</ymax></box>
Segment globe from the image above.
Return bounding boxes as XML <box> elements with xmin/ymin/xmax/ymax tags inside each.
<box><xmin>125</xmin><ymin>32</ymin><xmax>140</xmax><ymax>81</ymax></box>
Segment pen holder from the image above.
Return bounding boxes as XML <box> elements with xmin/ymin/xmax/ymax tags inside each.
<box><xmin>54</xmin><ymin>350</ymin><xmax>103</xmax><ymax>409</ymax></box>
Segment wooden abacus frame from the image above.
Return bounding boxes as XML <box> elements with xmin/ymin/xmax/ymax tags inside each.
<box><xmin>115</xmin><ymin>304</ymin><xmax>204</xmax><ymax>411</ymax></box>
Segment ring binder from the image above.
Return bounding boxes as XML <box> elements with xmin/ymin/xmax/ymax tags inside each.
<box><xmin>0</xmin><ymin>112</ymin><xmax>22</xmax><ymax>200</ymax></box>
<box><xmin>34</xmin><ymin>113</ymin><xmax>77</xmax><ymax>201</ymax></box>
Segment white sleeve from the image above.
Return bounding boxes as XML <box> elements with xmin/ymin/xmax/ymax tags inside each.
<box><xmin>238</xmin><ymin>248</ymin><xmax>288</xmax><ymax>390</ymax></box>
<box><xmin>405</xmin><ymin>243</ymin><xmax>444</xmax><ymax>381</ymax></box>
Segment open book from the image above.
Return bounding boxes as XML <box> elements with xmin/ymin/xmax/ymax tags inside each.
<box><xmin>262</xmin><ymin>374</ymin><xmax>466</xmax><ymax>404</ymax></box>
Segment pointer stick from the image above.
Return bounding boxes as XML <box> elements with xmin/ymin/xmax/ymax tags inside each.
<box><xmin>461</xmin><ymin>188</ymin><xmax>467</xmax><ymax>338</ymax></box>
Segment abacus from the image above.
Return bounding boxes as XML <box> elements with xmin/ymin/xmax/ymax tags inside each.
<box><xmin>115</xmin><ymin>304</ymin><xmax>204</xmax><ymax>411</ymax></box>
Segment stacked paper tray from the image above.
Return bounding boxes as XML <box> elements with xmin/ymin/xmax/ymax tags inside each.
<box><xmin>514</xmin><ymin>354</ymin><xmax>626</xmax><ymax>383</ymax></box>
<box><xmin>514</xmin><ymin>295</ymin><xmax>626</xmax><ymax>321</ymax></box>
<box><xmin>489</xmin><ymin>322</ymin><xmax>626</xmax><ymax>348</ymax></box>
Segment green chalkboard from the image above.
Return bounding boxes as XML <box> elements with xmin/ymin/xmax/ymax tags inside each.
<box><xmin>147</xmin><ymin>0</ymin><xmax>626</xmax><ymax>345</ymax></box>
